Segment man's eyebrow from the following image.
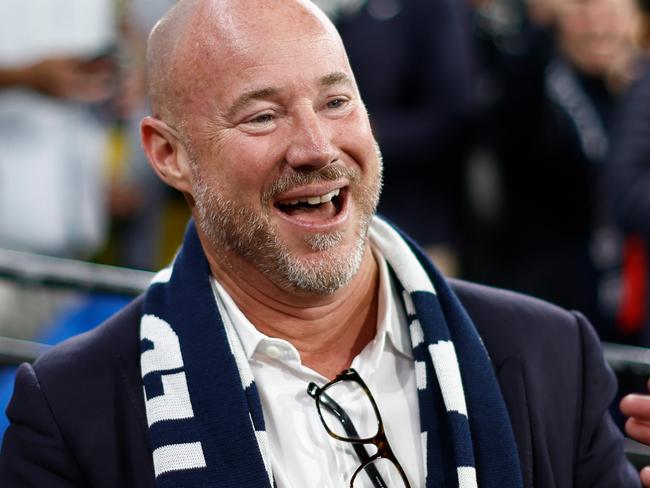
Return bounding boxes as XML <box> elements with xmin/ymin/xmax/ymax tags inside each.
<box><xmin>227</xmin><ymin>87</ymin><xmax>280</xmax><ymax>119</ymax></box>
<box><xmin>320</xmin><ymin>72</ymin><xmax>354</xmax><ymax>88</ymax></box>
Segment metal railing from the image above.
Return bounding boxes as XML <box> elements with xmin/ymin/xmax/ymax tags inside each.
<box><xmin>0</xmin><ymin>248</ymin><xmax>154</xmax><ymax>365</ymax></box>
<box><xmin>0</xmin><ymin>336</ymin><xmax>50</xmax><ymax>365</ymax></box>
<box><xmin>603</xmin><ymin>341</ymin><xmax>650</xmax><ymax>377</ymax></box>
<box><xmin>0</xmin><ymin>248</ymin><xmax>154</xmax><ymax>296</ymax></box>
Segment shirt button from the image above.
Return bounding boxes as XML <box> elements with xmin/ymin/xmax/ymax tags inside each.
<box><xmin>265</xmin><ymin>345</ymin><xmax>282</xmax><ymax>359</ymax></box>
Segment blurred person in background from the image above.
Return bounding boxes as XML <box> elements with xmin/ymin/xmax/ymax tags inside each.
<box><xmin>0</xmin><ymin>0</ymin><xmax>118</xmax><ymax>259</ymax></box>
<box><xmin>0</xmin><ymin>0</ymin><xmax>175</xmax><ymax>345</ymax></box>
<box><xmin>0</xmin><ymin>58</ymin><xmax>114</xmax><ymax>104</ymax></box>
<box><xmin>462</xmin><ymin>0</ymin><xmax>556</xmax><ymax>282</ymax></box>
<box><xmin>462</xmin><ymin>0</ymin><xmax>639</xmax><ymax>341</ymax></box>
<box><xmin>314</xmin><ymin>0</ymin><xmax>476</xmax><ymax>275</ymax></box>
<box><xmin>0</xmin><ymin>0</ymin><xmax>119</xmax><ymax>340</ymax></box>
<box><xmin>0</xmin><ymin>0</ymin><xmax>180</xmax><ymax>271</ymax></box>
<box><xmin>608</xmin><ymin>0</ymin><xmax>650</xmax><ymax>345</ymax></box>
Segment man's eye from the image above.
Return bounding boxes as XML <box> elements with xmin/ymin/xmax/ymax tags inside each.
<box><xmin>327</xmin><ymin>98</ymin><xmax>348</xmax><ymax>109</ymax></box>
<box><xmin>249</xmin><ymin>113</ymin><xmax>274</xmax><ymax>124</ymax></box>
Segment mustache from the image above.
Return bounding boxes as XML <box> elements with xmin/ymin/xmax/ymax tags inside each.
<box><xmin>262</xmin><ymin>163</ymin><xmax>361</xmax><ymax>202</ymax></box>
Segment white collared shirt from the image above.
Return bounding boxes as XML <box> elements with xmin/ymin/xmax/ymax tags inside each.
<box><xmin>211</xmin><ymin>246</ymin><xmax>424</xmax><ymax>488</ymax></box>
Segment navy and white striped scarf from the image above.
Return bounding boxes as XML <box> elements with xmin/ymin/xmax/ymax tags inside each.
<box><xmin>139</xmin><ymin>217</ymin><xmax>523</xmax><ymax>487</ymax></box>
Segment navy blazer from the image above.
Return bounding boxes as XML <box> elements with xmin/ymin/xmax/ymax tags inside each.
<box><xmin>0</xmin><ymin>280</ymin><xmax>640</xmax><ymax>487</ymax></box>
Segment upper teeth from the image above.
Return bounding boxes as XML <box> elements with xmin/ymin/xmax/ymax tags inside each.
<box><xmin>287</xmin><ymin>188</ymin><xmax>340</xmax><ymax>206</ymax></box>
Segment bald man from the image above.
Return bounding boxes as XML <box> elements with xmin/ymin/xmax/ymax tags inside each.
<box><xmin>0</xmin><ymin>1</ymin><xmax>641</xmax><ymax>487</ymax></box>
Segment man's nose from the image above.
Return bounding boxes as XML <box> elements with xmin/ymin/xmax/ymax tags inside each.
<box><xmin>284</xmin><ymin>109</ymin><xmax>338</xmax><ymax>169</ymax></box>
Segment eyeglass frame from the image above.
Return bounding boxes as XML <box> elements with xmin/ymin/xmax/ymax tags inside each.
<box><xmin>307</xmin><ymin>368</ymin><xmax>412</xmax><ymax>488</ymax></box>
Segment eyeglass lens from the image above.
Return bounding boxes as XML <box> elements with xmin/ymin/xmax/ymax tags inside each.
<box><xmin>319</xmin><ymin>380</ymin><xmax>379</xmax><ymax>440</ymax></box>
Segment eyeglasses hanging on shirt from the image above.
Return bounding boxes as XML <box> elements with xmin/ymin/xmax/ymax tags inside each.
<box><xmin>307</xmin><ymin>368</ymin><xmax>411</xmax><ymax>488</ymax></box>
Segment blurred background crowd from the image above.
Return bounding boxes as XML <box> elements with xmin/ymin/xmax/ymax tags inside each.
<box><xmin>1</xmin><ymin>0</ymin><xmax>650</xmax><ymax>355</ymax></box>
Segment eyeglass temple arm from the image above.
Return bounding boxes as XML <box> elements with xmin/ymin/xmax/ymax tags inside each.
<box><xmin>310</xmin><ymin>386</ymin><xmax>388</xmax><ymax>488</ymax></box>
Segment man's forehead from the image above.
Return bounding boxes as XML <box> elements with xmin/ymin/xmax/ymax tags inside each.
<box><xmin>173</xmin><ymin>0</ymin><xmax>342</xmax><ymax>80</ymax></box>
<box><xmin>184</xmin><ymin>0</ymin><xmax>335</xmax><ymax>46</ymax></box>
<box><xmin>190</xmin><ymin>15</ymin><xmax>349</xmax><ymax>86</ymax></box>
<box><xmin>148</xmin><ymin>0</ymin><xmax>348</xmax><ymax>121</ymax></box>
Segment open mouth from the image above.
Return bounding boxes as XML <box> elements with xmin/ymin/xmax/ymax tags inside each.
<box><xmin>274</xmin><ymin>187</ymin><xmax>346</xmax><ymax>223</ymax></box>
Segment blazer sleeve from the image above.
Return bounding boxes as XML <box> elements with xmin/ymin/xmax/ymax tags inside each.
<box><xmin>572</xmin><ymin>311</ymin><xmax>641</xmax><ymax>487</ymax></box>
<box><xmin>0</xmin><ymin>363</ymin><xmax>87</xmax><ymax>488</ymax></box>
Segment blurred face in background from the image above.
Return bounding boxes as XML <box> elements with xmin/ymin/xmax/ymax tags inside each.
<box><xmin>527</xmin><ymin>0</ymin><xmax>557</xmax><ymax>27</ymax></box>
<box><xmin>554</xmin><ymin>0</ymin><xmax>637</xmax><ymax>77</ymax></box>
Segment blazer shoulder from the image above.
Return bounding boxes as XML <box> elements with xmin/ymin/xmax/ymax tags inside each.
<box><xmin>448</xmin><ymin>282</ymin><xmax>638</xmax><ymax>487</ymax></box>
<box><xmin>449</xmin><ymin>278</ymin><xmax>592</xmax><ymax>364</ymax></box>
<box><xmin>450</xmin><ymin>278</ymin><xmax>578</xmax><ymax>325</ymax></box>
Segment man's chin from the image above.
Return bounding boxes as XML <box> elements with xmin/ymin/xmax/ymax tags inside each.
<box><xmin>303</xmin><ymin>231</ymin><xmax>344</xmax><ymax>252</ymax></box>
<box><xmin>270</xmin><ymin>232</ymin><xmax>369</xmax><ymax>295</ymax></box>
<box><xmin>280</xmin><ymin>211</ymin><xmax>369</xmax><ymax>253</ymax></box>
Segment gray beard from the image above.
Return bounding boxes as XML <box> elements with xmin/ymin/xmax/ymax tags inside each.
<box><xmin>192</xmin><ymin>160</ymin><xmax>381</xmax><ymax>295</ymax></box>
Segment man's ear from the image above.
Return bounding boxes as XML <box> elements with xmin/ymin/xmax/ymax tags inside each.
<box><xmin>140</xmin><ymin>116</ymin><xmax>193</xmax><ymax>194</ymax></box>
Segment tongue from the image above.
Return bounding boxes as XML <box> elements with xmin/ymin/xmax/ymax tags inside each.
<box><xmin>282</xmin><ymin>202</ymin><xmax>337</xmax><ymax>222</ymax></box>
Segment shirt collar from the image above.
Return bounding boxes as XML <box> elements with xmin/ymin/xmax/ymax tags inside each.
<box><xmin>210</xmin><ymin>240</ymin><xmax>413</xmax><ymax>367</ymax></box>
<box><xmin>367</xmin><ymin>243</ymin><xmax>412</xmax><ymax>362</ymax></box>
<box><xmin>210</xmin><ymin>277</ymin><xmax>271</xmax><ymax>361</ymax></box>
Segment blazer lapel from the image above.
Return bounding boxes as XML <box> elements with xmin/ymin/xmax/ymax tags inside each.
<box><xmin>496</xmin><ymin>357</ymin><xmax>534</xmax><ymax>488</ymax></box>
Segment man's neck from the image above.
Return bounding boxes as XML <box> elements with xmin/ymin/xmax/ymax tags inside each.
<box><xmin>204</xmin><ymin>245</ymin><xmax>380</xmax><ymax>379</ymax></box>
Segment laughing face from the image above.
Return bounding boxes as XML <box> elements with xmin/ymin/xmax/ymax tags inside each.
<box><xmin>179</xmin><ymin>7</ymin><xmax>383</xmax><ymax>294</ymax></box>
<box><xmin>555</xmin><ymin>0</ymin><xmax>635</xmax><ymax>77</ymax></box>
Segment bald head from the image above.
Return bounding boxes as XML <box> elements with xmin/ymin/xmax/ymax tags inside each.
<box><xmin>140</xmin><ymin>0</ymin><xmax>381</xmax><ymax>298</ymax></box>
<box><xmin>145</xmin><ymin>0</ymin><xmax>198</xmax><ymax>123</ymax></box>
<box><xmin>145</xmin><ymin>0</ymin><xmax>344</xmax><ymax>128</ymax></box>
